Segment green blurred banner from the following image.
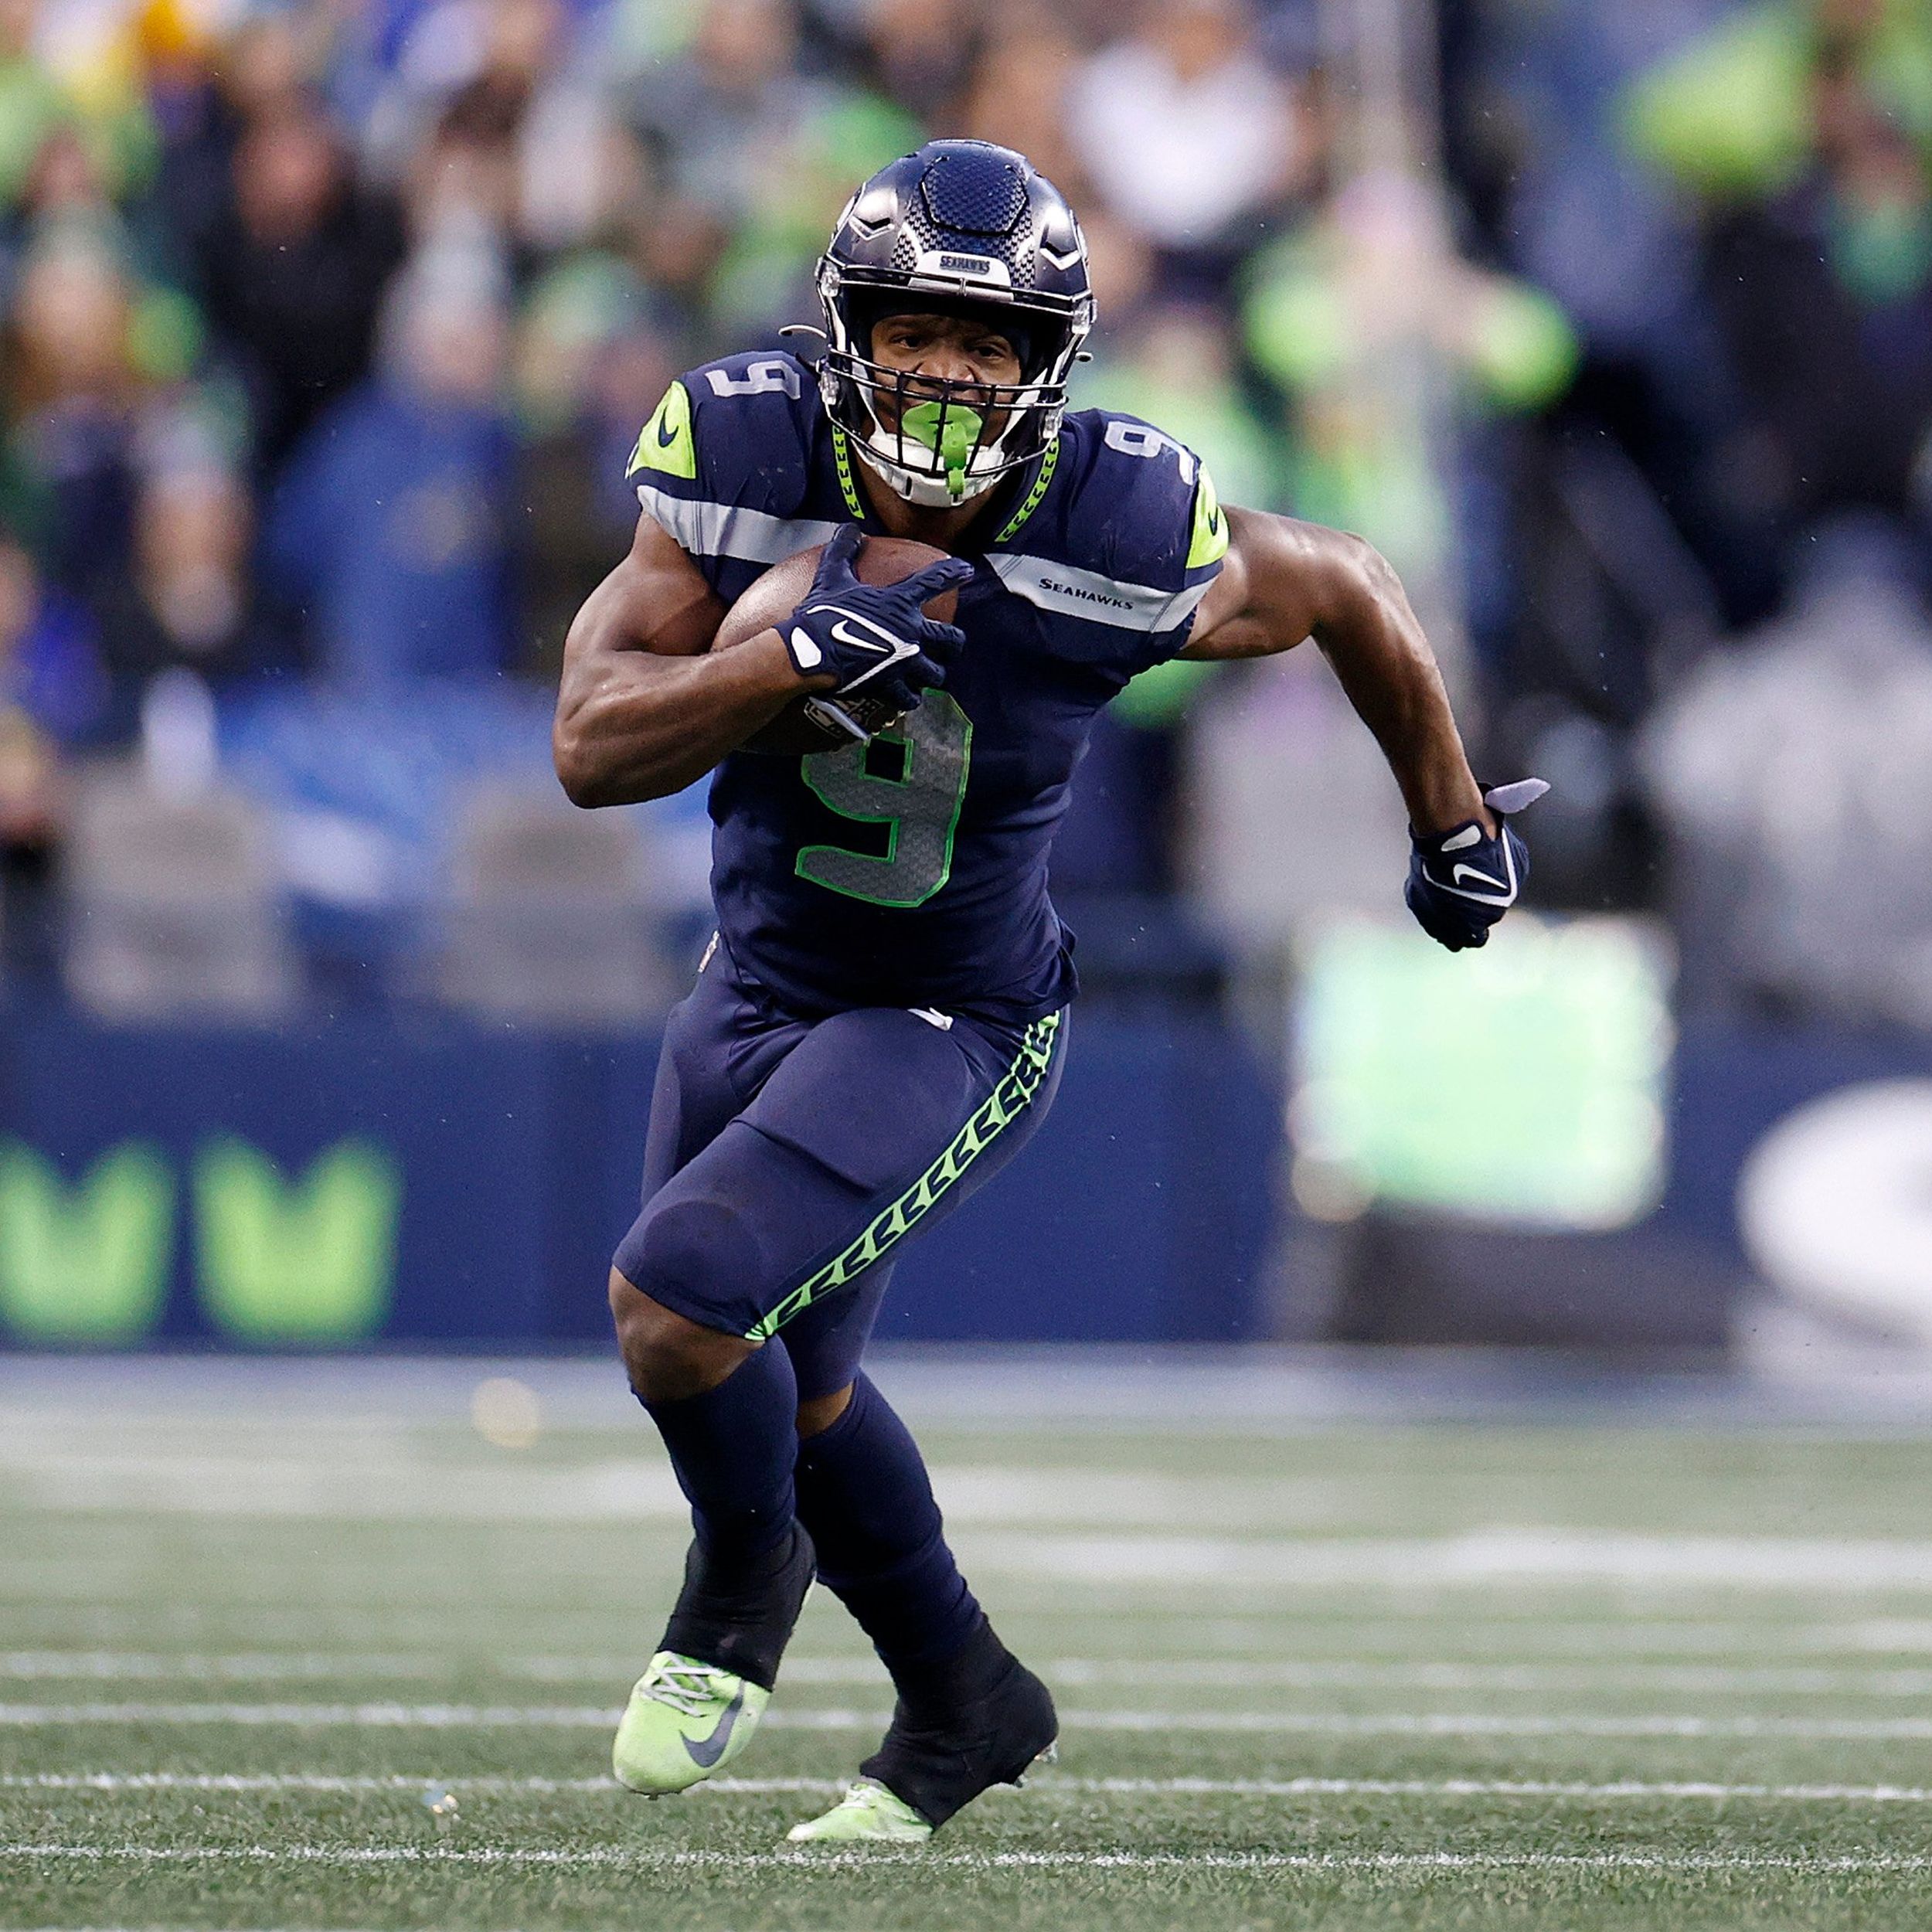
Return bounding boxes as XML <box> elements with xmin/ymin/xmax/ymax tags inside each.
<box><xmin>1292</xmin><ymin>915</ymin><xmax>1675</xmax><ymax>1230</ymax></box>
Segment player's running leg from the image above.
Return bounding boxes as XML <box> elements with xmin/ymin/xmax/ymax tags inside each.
<box><xmin>607</xmin><ymin>1295</ymin><xmax>815</xmax><ymax>1795</ymax></box>
<box><xmin>785</xmin><ymin>1367</ymin><xmax>1056</xmax><ymax>1843</ymax></box>
<box><xmin>607</xmin><ymin>961</ymin><xmax>820</xmax><ymax>1796</ymax></box>
<box><xmin>607</xmin><ymin>970</ymin><xmax>1066</xmax><ymax>1804</ymax></box>
<box><xmin>759</xmin><ymin>1024</ymin><xmax>1066</xmax><ymax>1843</ymax></box>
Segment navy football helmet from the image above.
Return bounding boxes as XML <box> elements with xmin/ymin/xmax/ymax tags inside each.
<box><xmin>811</xmin><ymin>140</ymin><xmax>1094</xmax><ymax>508</ymax></box>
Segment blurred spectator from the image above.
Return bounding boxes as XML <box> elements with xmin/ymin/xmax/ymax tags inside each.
<box><xmin>0</xmin><ymin>0</ymin><xmax>158</xmax><ymax>218</ymax></box>
<box><xmin>95</xmin><ymin>463</ymin><xmax>290</xmax><ymax>725</ymax></box>
<box><xmin>1081</xmin><ymin>302</ymin><xmax>1286</xmax><ymax>510</ymax></box>
<box><xmin>0</xmin><ymin>529</ymin><xmax>106</xmax><ymax>747</ymax></box>
<box><xmin>1642</xmin><ymin>516</ymin><xmax>1932</xmax><ymax>1028</ymax></box>
<box><xmin>0</xmin><ymin>0</ymin><xmax>1910</xmax><ymax>1026</ymax></box>
<box><xmin>0</xmin><ymin>530</ymin><xmax>106</xmax><ymax>977</ymax></box>
<box><xmin>1067</xmin><ymin>0</ymin><xmax>1311</xmax><ymax>290</ymax></box>
<box><xmin>1623</xmin><ymin>0</ymin><xmax>1932</xmax><ymax>204</ymax></box>
<box><xmin>4</xmin><ymin>225</ymin><xmax>165</xmax><ymax>601</ymax></box>
<box><xmin>0</xmin><ymin>0</ymin><xmax>80</xmax><ymax>217</ymax></box>
<box><xmin>512</xmin><ymin>255</ymin><xmax>675</xmax><ymax>675</ymax></box>
<box><xmin>150</xmin><ymin>11</ymin><xmax>312</xmax><ymax>274</ymax></box>
<box><xmin>392</xmin><ymin>0</ymin><xmax>631</xmax><ymax>267</ymax></box>
<box><xmin>957</xmin><ymin>17</ymin><xmax>1084</xmax><ymax>206</ymax></box>
<box><xmin>264</xmin><ymin>244</ymin><xmax>516</xmax><ymax>682</ymax></box>
<box><xmin>626</xmin><ymin>0</ymin><xmax>814</xmax><ymax>221</ymax></box>
<box><xmin>634</xmin><ymin>0</ymin><xmax>919</xmax><ymax>340</ymax></box>
<box><xmin>1601</xmin><ymin>0</ymin><xmax>1932</xmax><ymax>613</ymax></box>
<box><xmin>862</xmin><ymin>0</ymin><xmax>982</xmax><ymax>127</ymax></box>
<box><xmin>706</xmin><ymin>87</ymin><xmax>920</xmax><ymax>338</ymax></box>
<box><xmin>1077</xmin><ymin>206</ymin><xmax>1159</xmax><ymax>344</ymax></box>
<box><xmin>1241</xmin><ymin>172</ymin><xmax>1578</xmax><ymax>584</ymax></box>
<box><xmin>1699</xmin><ymin>49</ymin><xmax>1932</xmax><ymax>532</ymax></box>
<box><xmin>192</xmin><ymin>96</ymin><xmax>406</xmax><ymax>478</ymax></box>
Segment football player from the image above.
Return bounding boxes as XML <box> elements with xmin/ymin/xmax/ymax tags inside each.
<box><xmin>553</xmin><ymin>140</ymin><xmax>1539</xmax><ymax>1843</ymax></box>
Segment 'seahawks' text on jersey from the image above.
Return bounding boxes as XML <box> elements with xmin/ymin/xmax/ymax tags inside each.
<box><xmin>627</xmin><ymin>349</ymin><xmax>1228</xmax><ymax>1022</ymax></box>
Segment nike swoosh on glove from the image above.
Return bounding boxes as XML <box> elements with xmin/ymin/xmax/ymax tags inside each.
<box><xmin>781</xmin><ymin>524</ymin><xmax>971</xmax><ymax>733</ymax></box>
<box><xmin>1404</xmin><ymin>779</ymin><xmax>1550</xmax><ymax>952</ymax></box>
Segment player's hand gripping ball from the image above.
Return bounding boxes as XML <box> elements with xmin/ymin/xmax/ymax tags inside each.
<box><xmin>713</xmin><ymin>526</ymin><xmax>968</xmax><ymax>753</ymax></box>
<box><xmin>1404</xmin><ymin>778</ymin><xmax>1549</xmax><ymax>951</ymax></box>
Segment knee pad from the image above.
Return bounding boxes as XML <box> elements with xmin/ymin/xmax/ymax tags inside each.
<box><xmin>617</xmin><ymin>1189</ymin><xmax>767</xmax><ymax>1337</ymax></box>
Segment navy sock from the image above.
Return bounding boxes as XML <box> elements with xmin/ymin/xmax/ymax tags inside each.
<box><xmin>645</xmin><ymin>1341</ymin><xmax>799</xmax><ymax>1570</ymax></box>
<box><xmin>794</xmin><ymin>1372</ymin><xmax>981</xmax><ymax>1670</ymax></box>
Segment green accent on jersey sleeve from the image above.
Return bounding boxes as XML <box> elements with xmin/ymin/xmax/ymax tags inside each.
<box><xmin>1188</xmin><ymin>463</ymin><xmax>1230</xmax><ymax>570</ymax></box>
<box><xmin>628</xmin><ymin>380</ymin><xmax>697</xmax><ymax>482</ymax></box>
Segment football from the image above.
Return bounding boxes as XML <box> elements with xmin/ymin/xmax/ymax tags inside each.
<box><xmin>714</xmin><ymin>533</ymin><xmax>960</xmax><ymax>754</ymax></box>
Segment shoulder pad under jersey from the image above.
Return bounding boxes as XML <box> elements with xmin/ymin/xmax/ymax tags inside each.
<box><xmin>624</xmin><ymin>352</ymin><xmax>840</xmax><ymax>583</ymax></box>
<box><xmin>984</xmin><ymin>408</ymin><xmax>1228</xmax><ymax>671</ymax></box>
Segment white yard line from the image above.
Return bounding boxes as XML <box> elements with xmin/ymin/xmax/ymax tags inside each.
<box><xmin>1069</xmin><ymin>1711</ymin><xmax>1932</xmax><ymax>1739</ymax></box>
<box><xmin>971</xmin><ymin>1531</ymin><xmax>1932</xmax><ymax>1591</ymax></box>
<box><xmin>0</xmin><ymin>1455</ymin><xmax>1346</xmax><ymax>1529</ymax></box>
<box><xmin>5</xmin><ymin>1842</ymin><xmax>1932</xmax><ymax>1875</ymax></box>
<box><xmin>1063</xmin><ymin>1775</ymin><xmax>1932</xmax><ymax>1802</ymax></box>
<box><xmin>15</xmin><ymin>1771</ymin><xmax>1932</xmax><ymax>1804</ymax></box>
<box><xmin>19</xmin><ymin>1650</ymin><xmax>1932</xmax><ymax>1698</ymax></box>
<box><xmin>648</xmin><ymin>1655</ymin><xmax>1932</xmax><ymax>1696</ymax></box>
<box><xmin>14</xmin><ymin>1702</ymin><xmax>1932</xmax><ymax>1738</ymax></box>
<box><xmin>15</xmin><ymin>1611</ymin><xmax>1932</xmax><ymax>1656</ymax></box>
<box><xmin>25</xmin><ymin>1509</ymin><xmax>1932</xmax><ymax>1590</ymax></box>
<box><xmin>0</xmin><ymin>1655</ymin><xmax>457</xmax><ymax>1683</ymax></box>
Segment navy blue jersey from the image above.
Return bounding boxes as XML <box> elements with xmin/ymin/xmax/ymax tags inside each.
<box><xmin>625</xmin><ymin>350</ymin><xmax>1227</xmax><ymax>1020</ymax></box>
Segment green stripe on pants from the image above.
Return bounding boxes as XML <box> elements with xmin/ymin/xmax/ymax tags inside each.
<box><xmin>744</xmin><ymin>1010</ymin><xmax>1063</xmax><ymax>1342</ymax></box>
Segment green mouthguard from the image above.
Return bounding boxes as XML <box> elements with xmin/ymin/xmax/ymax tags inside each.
<box><xmin>902</xmin><ymin>402</ymin><xmax>982</xmax><ymax>502</ymax></box>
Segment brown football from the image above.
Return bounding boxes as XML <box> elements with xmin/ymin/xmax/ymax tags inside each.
<box><xmin>714</xmin><ymin>534</ymin><xmax>959</xmax><ymax>755</ymax></box>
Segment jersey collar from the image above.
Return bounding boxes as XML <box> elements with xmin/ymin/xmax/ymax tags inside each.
<box><xmin>829</xmin><ymin>421</ymin><xmax>1060</xmax><ymax>551</ymax></box>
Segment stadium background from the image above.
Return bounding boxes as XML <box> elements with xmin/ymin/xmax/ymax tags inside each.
<box><xmin>7</xmin><ymin>4</ymin><xmax>1932</xmax><ymax>1927</ymax></box>
<box><xmin>0</xmin><ymin>0</ymin><xmax>1924</xmax><ymax>1354</ymax></box>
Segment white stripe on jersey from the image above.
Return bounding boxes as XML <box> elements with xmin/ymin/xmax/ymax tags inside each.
<box><xmin>984</xmin><ymin>553</ymin><xmax>1215</xmax><ymax>634</ymax></box>
<box><xmin>638</xmin><ymin>481</ymin><xmax>1216</xmax><ymax>636</ymax></box>
<box><xmin>635</xmin><ymin>485</ymin><xmax>843</xmax><ymax>567</ymax></box>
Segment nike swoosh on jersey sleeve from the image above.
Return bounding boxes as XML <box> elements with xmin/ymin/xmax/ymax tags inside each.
<box><xmin>628</xmin><ymin>380</ymin><xmax>697</xmax><ymax>482</ymax></box>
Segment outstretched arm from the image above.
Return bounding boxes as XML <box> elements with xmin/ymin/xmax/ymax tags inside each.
<box><xmin>553</xmin><ymin>513</ymin><xmax>809</xmax><ymax>807</ymax></box>
<box><xmin>1184</xmin><ymin>507</ymin><xmax>1491</xmax><ymax>838</ymax></box>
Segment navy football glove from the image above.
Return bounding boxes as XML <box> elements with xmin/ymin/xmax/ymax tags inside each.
<box><xmin>1404</xmin><ymin>778</ymin><xmax>1549</xmax><ymax>951</ymax></box>
<box><xmin>781</xmin><ymin>524</ymin><xmax>971</xmax><ymax>740</ymax></box>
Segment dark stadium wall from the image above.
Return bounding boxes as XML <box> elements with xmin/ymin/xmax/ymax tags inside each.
<box><xmin>4</xmin><ymin>1012</ymin><xmax>1923</xmax><ymax>1354</ymax></box>
<box><xmin>0</xmin><ymin>1012</ymin><xmax>1279</xmax><ymax>1350</ymax></box>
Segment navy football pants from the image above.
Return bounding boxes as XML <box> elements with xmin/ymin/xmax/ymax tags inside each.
<box><xmin>613</xmin><ymin>947</ymin><xmax>1067</xmax><ymax>1393</ymax></box>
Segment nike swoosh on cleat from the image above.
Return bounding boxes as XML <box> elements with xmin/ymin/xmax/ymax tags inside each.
<box><xmin>682</xmin><ymin>1686</ymin><xmax>747</xmax><ymax>1768</ymax></box>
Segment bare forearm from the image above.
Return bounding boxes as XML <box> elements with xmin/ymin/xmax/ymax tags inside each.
<box><xmin>1313</xmin><ymin>548</ymin><xmax>1486</xmax><ymax>836</ymax></box>
<box><xmin>1196</xmin><ymin>514</ymin><xmax>1490</xmax><ymax>835</ymax></box>
<box><xmin>555</xmin><ymin>624</ymin><xmax>801</xmax><ymax>806</ymax></box>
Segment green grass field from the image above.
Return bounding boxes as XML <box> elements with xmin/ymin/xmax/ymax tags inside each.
<box><xmin>6</xmin><ymin>1363</ymin><xmax>1932</xmax><ymax>1930</ymax></box>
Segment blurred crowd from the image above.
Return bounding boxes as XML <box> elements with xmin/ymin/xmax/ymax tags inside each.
<box><xmin>2</xmin><ymin>0</ymin><xmax>1930</xmax><ymax>1026</ymax></box>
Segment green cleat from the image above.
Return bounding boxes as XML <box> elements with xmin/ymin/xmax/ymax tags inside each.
<box><xmin>787</xmin><ymin>1779</ymin><xmax>934</xmax><ymax>1844</ymax></box>
<box><xmin>612</xmin><ymin>1651</ymin><xmax>770</xmax><ymax>1796</ymax></box>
